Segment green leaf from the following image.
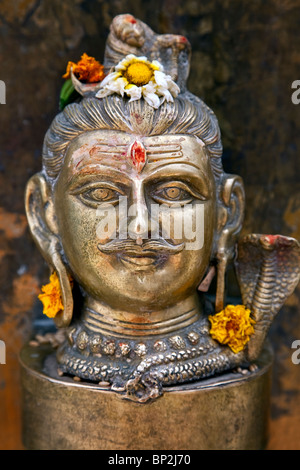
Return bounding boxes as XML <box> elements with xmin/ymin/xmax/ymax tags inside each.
<box><xmin>59</xmin><ymin>79</ymin><xmax>80</xmax><ymax>110</ymax></box>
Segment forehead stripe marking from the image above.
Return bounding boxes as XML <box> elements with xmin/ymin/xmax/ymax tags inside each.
<box><xmin>146</xmin><ymin>143</ymin><xmax>183</xmax><ymax>162</ymax></box>
<box><xmin>146</xmin><ymin>143</ymin><xmax>182</xmax><ymax>153</ymax></box>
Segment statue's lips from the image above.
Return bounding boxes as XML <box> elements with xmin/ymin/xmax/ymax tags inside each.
<box><xmin>97</xmin><ymin>240</ymin><xmax>184</xmax><ymax>271</ymax></box>
<box><xmin>120</xmin><ymin>253</ymin><xmax>158</xmax><ymax>268</ymax></box>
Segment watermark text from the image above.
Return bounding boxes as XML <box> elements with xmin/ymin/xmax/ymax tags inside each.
<box><xmin>96</xmin><ymin>197</ymin><xmax>205</xmax><ymax>251</ymax></box>
<box><xmin>0</xmin><ymin>340</ymin><xmax>6</xmax><ymax>364</ymax></box>
<box><xmin>0</xmin><ymin>80</ymin><xmax>5</xmax><ymax>104</ymax></box>
<box><xmin>291</xmin><ymin>340</ymin><xmax>300</xmax><ymax>365</ymax></box>
<box><xmin>291</xmin><ymin>80</ymin><xmax>300</xmax><ymax>104</ymax></box>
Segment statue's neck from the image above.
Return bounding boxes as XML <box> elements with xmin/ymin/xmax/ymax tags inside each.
<box><xmin>82</xmin><ymin>293</ymin><xmax>202</xmax><ymax>338</ymax></box>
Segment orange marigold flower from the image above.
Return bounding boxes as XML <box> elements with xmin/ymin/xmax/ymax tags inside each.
<box><xmin>208</xmin><ymin>304</ymin><xmax>256</xmax><ymax>354</ymax></box>
<box><xmin>38</xmin><ymin>272</ymin><xmax>64</xmax><ymax>319</ymax></box>
<box><xmin>63</xmin><ymin>53</ymin><xmax>105</xmax><ymax>83</ymax></box>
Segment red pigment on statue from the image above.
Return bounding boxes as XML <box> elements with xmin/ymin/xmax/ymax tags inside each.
<box><xmin>126</xmin><ymin>15</ymin><xmax>137</xmax><ymax>24</ymax></box>
<box><xmin>130</xmin><ymin>141</ymin><xmax>146</xmax><ymax>171</ymax></box>
<box><xmin>265</xmin><ymin>235</ymin><xmax>280</xmax><ymax>245</ymax></box>
<box><xmin>89</xmin><ymin>146</ymin><xmax>99</xmax><ymax>156</ymax></box>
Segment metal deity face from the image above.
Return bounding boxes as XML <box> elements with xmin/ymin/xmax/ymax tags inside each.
<box><xmin>54</xmin><ymin>130</ymin><xmax>216</xmax><ymax>313</ymax></box>
<box><xmin>24</xmin><ymin>14</ymin><xmax>300</xmax><ymax>403</ymax></box>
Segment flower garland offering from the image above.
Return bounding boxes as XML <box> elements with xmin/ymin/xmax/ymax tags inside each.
<box><xmin>208</xmin><ymin>304</ymin><xmax>256</xmax><ymax>354</ymax></box>
<box><xmin>96</xmin><ymin>54</ymin><xmax>180</xmax><ymax>109</ymax></box>
<box><xmin>60</xmin><ymin>53</ymin><xmax>105</xmax><ymax>110</ymax></box>
<box><xmin>38</xmin><ymin>272</ymin><xmax>64</xmax><ymax>319</ymax></box>
<box><xmin>63</xmin><ymin>52</ymin><xmax>105</xmax><ymax>83</ymax></box>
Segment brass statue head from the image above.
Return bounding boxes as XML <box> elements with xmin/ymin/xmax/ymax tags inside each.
<box><xmin>26</xmin><ymin>92</ymin><xmax>245</xmax><ymax>327</ymax></box>
<box><xmin>25</xmin><ymin>15</ymin><xmax>299</xmax><ymax>401</ymax></box>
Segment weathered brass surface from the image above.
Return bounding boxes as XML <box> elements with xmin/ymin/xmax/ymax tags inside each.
<box><xmin>20</xmin><ymin>342</ymin><xmax>273</xmax><ymax>450</ymax></box>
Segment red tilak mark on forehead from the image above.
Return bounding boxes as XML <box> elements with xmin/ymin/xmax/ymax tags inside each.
<box><xmin>129</xmin><ymin>141</ymin><xmax>147</xmax><ymax>173</ymax></box>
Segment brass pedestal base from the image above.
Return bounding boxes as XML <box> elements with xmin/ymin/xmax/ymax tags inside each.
<box><xmin>20</xmin><ymin>343</ymin><xmax>273</xmax><ymax>450</ymax></box>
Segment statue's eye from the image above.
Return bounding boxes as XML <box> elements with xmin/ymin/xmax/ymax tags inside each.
<box><xmin>74</xmin><ymin>184</ymin><xmax>124</xmax><ymax>208</ymax></box>
<box><xmin>85</xmin><ymin>187</ymin><xmax>115</xmax><ymax>202</ymax></box>
<box><xmin>151</xmin><ymin>182</ymin><xmax>205</xmax><ymax>205</ymax></box>
<box><xmin>162</xmin><ymin>187</ymin><xmax>189</xmax><ymax>201</ymax></box>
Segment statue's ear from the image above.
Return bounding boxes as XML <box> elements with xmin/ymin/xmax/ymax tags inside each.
<box><xmin>25</xmin><ymin>173</ymin><xmax>73</xmax><ymax>328</ymax></box>
<box><xmin>214</xmin><ymin>174</ymin><xmax>245</xmax><ymax>312</ymax></box>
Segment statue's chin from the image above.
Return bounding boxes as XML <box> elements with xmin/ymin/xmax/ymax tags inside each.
<box><xmin>81</xmin><ymin>280</ymin><xmax>201</xmax><ymax>315</ymax></box>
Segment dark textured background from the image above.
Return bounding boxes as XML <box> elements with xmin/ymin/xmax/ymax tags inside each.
<box><xmin>0</xmin><ymin>0</ymin><xmax>300</xmax><ymax>450</ymax></box>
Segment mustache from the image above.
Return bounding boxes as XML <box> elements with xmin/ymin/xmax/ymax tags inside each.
<box><xmin>97</xmin><ymin>238</ymin><xmax>185</xmax><ymax>256</ymax></box>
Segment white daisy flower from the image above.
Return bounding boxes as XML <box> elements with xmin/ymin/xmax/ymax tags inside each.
<box><xmin>96</xmin><ymin>54</ymin><xmax>180</xmax><ymax>109</ymax></box>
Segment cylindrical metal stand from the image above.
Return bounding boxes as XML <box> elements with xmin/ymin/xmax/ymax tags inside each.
<box><xmin>20</xmin><ymin>343</ymin><xmax>273</xmax><ymax>450</ymax></box>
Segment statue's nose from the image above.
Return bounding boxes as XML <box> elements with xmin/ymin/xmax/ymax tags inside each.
<box><xmin>128</xmin><ymin>181</ymin><xmax>149</xmax><ymax>244</ymax></box>
<box><xmin>129</xmin><ymin>207</ymin><xmax>148</xmax><ymax>244</ymax></box>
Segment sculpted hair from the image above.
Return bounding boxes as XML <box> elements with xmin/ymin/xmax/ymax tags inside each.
<box><xmin>42</xmin><ymin>93</ymin><xmax>223</xmax><ymax>182</ymax></box>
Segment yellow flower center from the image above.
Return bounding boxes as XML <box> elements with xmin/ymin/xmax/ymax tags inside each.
<box><xmin>124</xmin><ymin>62</ymin><xmax>153</xmax><ymax>86</ymax></box>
